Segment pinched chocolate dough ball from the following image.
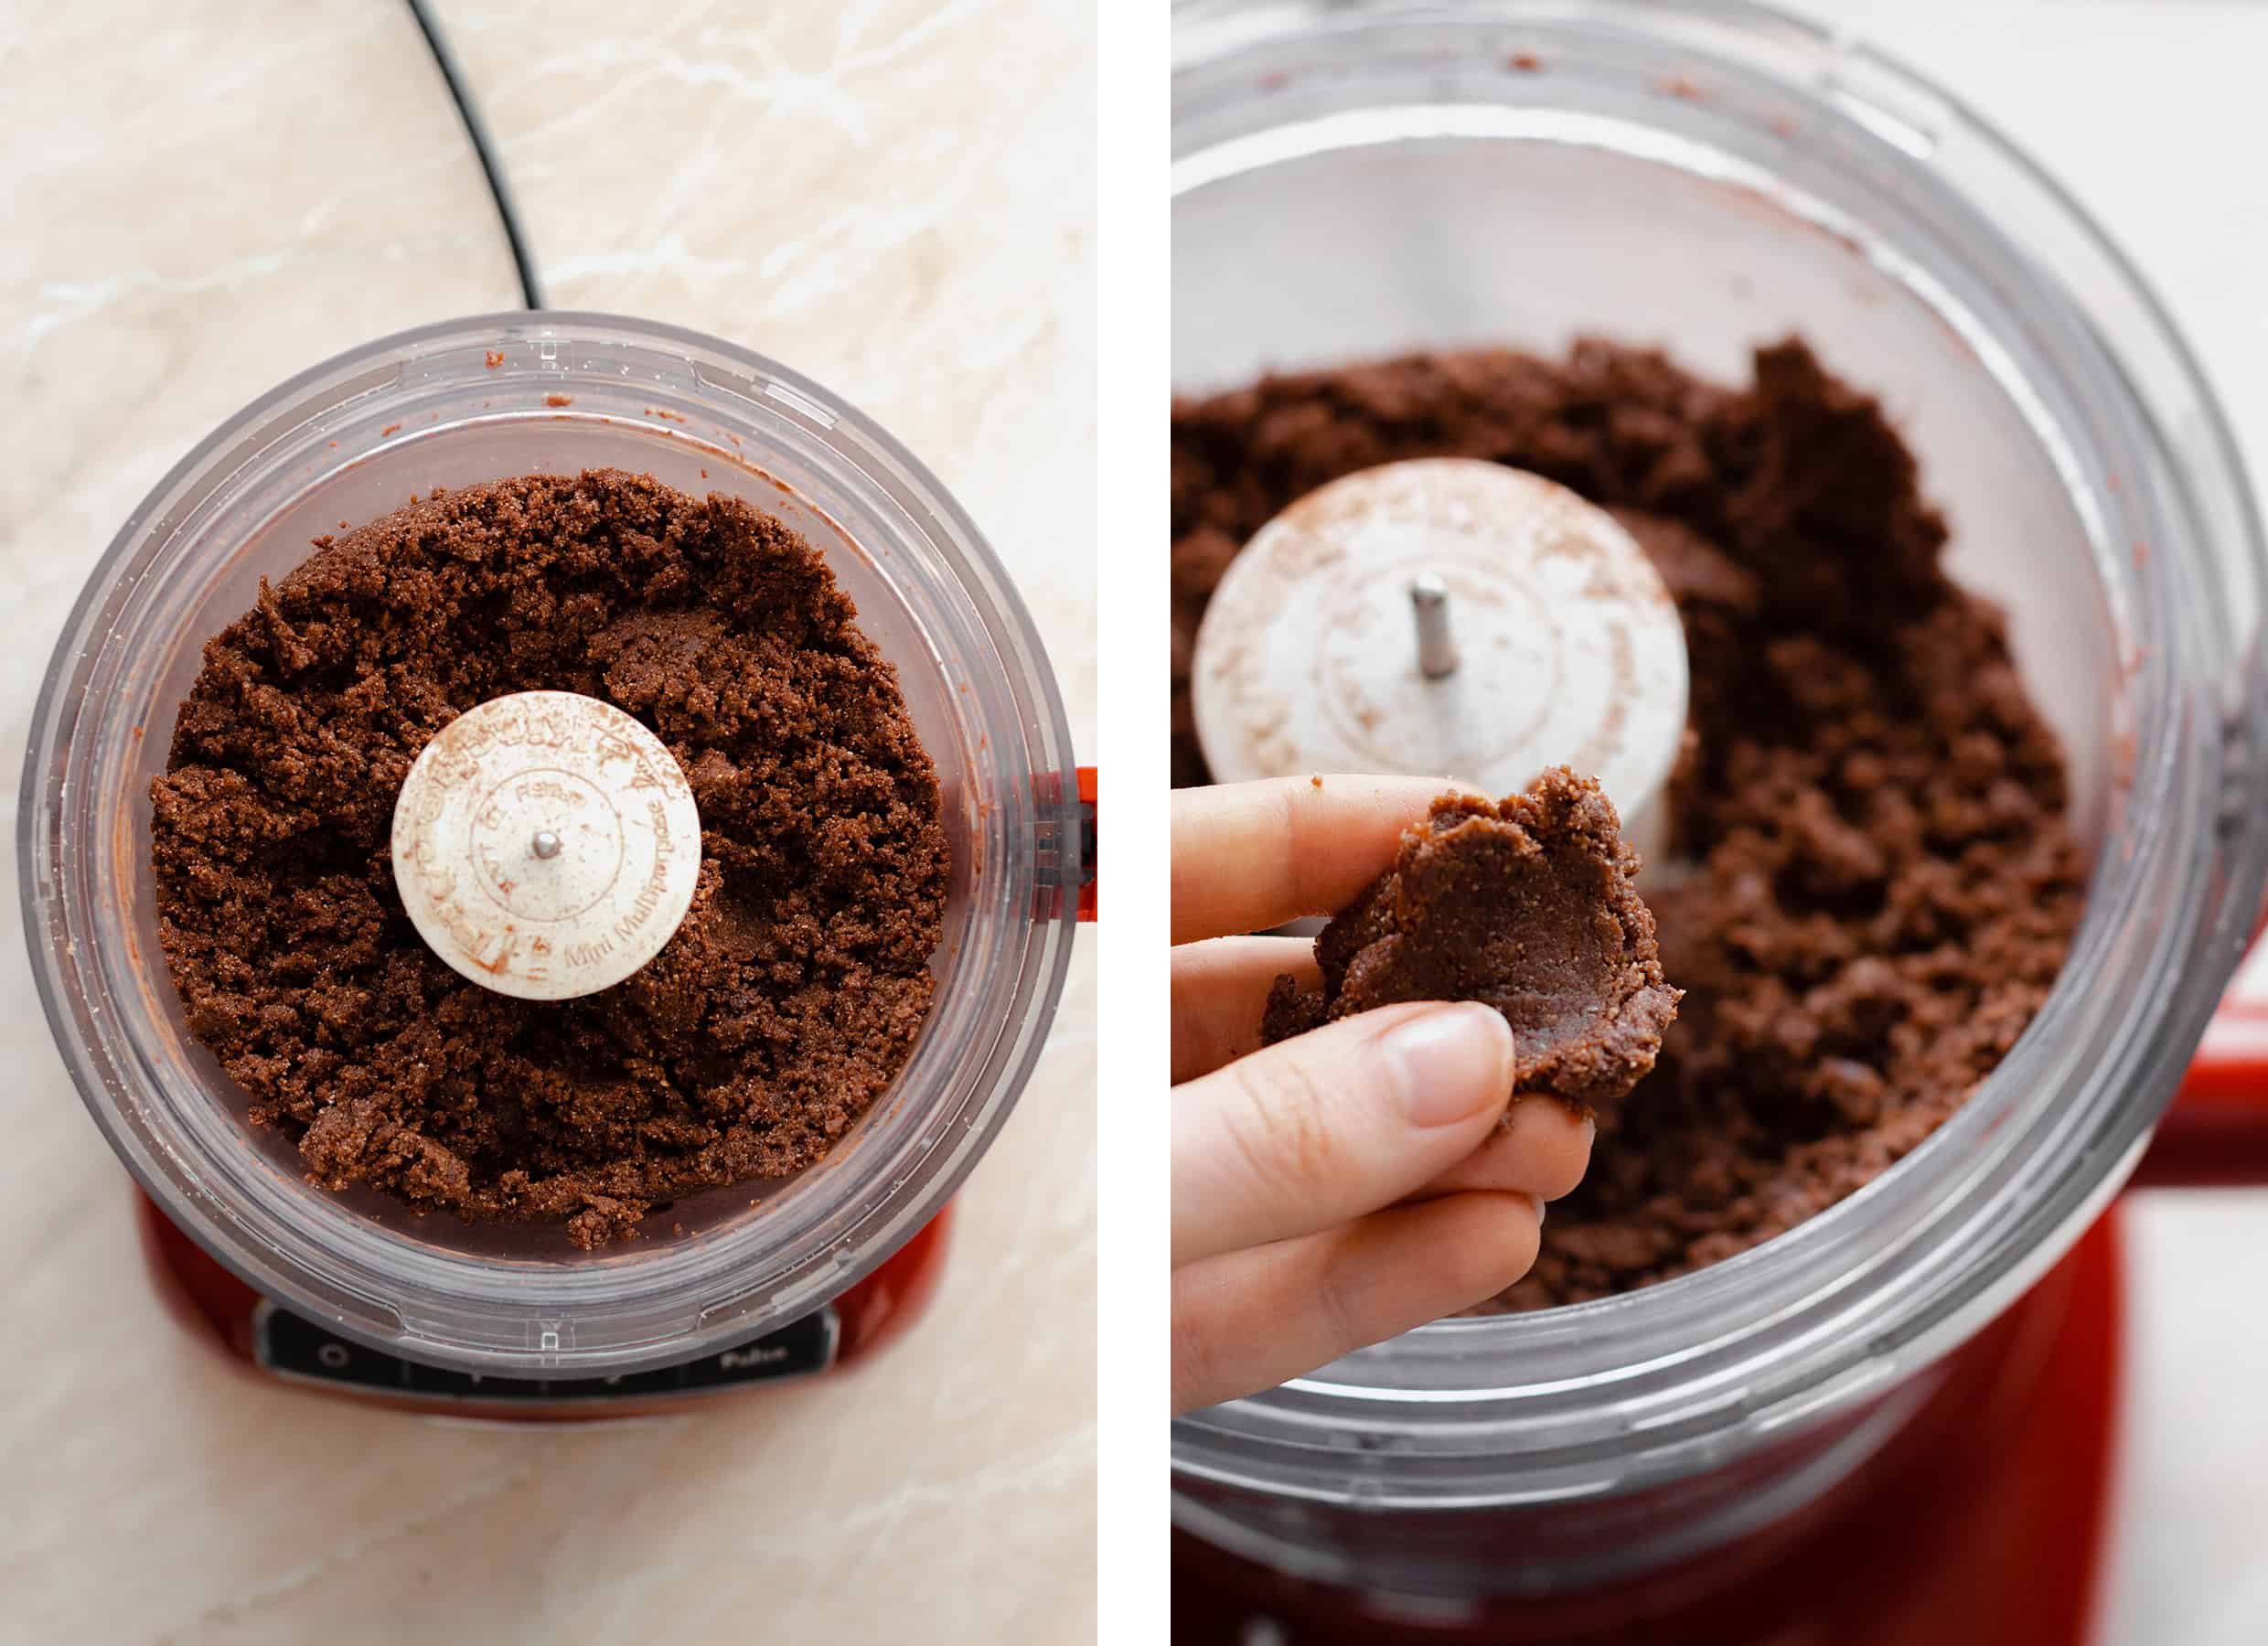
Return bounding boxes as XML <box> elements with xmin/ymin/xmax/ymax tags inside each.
<box><xmin>1262</xmin><ymin>770</ymin><xmax>1680</xmax><ymax>1116</ymax></box>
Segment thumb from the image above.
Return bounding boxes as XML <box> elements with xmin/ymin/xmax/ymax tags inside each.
<box><xmin>1171</xmin><ymin>1001</ymin><xmax>1514</xmax><ymax>1267</ymax></box>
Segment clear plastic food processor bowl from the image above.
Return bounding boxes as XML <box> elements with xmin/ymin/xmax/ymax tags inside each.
<box><xmin>20</xmin><ymin>313</ymin><xmax>1082</xmax><ymax>1377</ymax></box>
<box><xmin>1171</xmin><ymin>0</ymin><xmax>2268</xmax><ymax>1598</ymax></box>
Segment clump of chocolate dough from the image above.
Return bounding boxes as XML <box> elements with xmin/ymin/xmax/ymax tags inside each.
<box><xmin>1261</xmin><ymin>770</ymin><xmax>1680</xmax><ymax>1116</ymax></box>
<box><xmin>152</xmin><ymin>469</ymin><xmax>947</xmax><ymax>1248</ymax></box>
<box><xmin>1173</xmin><ymin>339</ymin><xmax>2087</xmax><ymax>1306</ymax></box>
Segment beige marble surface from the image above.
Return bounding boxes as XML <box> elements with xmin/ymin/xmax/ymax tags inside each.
<box><xmin>0</xmin><ymin>4</ymin><xmax>1096</xmax><ymax>1641</ymax></box>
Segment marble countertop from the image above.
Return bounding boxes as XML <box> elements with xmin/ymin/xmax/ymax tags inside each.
<box><xmin>0</xmin><ymin>4</ymin><xmax>1095</xmax><ymax>1642</ymax></box>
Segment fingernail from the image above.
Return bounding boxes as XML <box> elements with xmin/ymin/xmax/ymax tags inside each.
<box><xmin>1532</xmin><ymin>1192</ymin><xmax>1547</xmax><ymax>1227</ymax></box>
<box><xmin>1381</xmin><ymin>1003</ymin><xmax>1514</xmax><ymax>1128</ymax></box>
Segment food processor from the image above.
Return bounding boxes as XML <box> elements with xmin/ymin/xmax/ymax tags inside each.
<box><xmin>20</xmin><ymin>312</ymin><xmax>1095</xmax><ymax>1412</ymax></box>
<box><xmin>1171</xmin><ymin>3</ymin><xmax>2268</xmax><ymax>1639</ymax></box>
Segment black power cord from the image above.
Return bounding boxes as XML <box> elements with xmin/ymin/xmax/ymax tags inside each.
<box><xmin>403</xmin><ymin>0</ymin><xmax>545</xmax><ymax>309</ymax></box>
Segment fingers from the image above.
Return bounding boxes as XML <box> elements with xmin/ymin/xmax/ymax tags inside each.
<box><xmin>1171</xmin><ymin>935</ymin><xmax>1318</xmax><ymax>1083</ymax></box>
<box><xmin>1171</xmin><ymin>1000</ymin><xmax>1514</xmax><ymax>1266</ymax></box>
<box><xmin>1171</xmin><ymin>1192</ymin><xmax>1542</xmax><ymax>1414</ymax></box>
<box><xmin>1171</xmin><ymin>775</ymin><xmax>1480</xmax><ymax>945</ymax></box>
<box><xmin>1421</xmin><ymin>1096</ymin><xmax>1595</xmax><ymax>1202</ymax></box>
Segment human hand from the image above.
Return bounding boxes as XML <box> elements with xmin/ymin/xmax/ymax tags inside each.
<box><xmin>1171</xmin><ymin>776</ymin><xmax>1595</xmax><ymax>1415</ymax></box>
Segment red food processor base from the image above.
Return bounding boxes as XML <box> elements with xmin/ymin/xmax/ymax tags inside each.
<box><xmin>137</xmin><ymin>1192</ymin><xmax>953</xmax><ymax>1418</ymax></box>
<box><xmin>1174</xmin><ymin>1208</ymin><xmax>2124</xmax><ymax>1646</ymax></box>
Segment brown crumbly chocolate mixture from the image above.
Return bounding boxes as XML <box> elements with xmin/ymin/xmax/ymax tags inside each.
<box><xmin>1174</xmin><ymin>340</ymin><xmax>2086</xmax><ymax>1306</ymax></box>
<box><xmin>1260</xmin><ymin>770</ymin><xmax>1680</xmax><ymax>1115</ymax></box>
<box><xmin>152</xmin><ymin>469</ymin><xmax>947</xmax><ymax>1248</ymax></box>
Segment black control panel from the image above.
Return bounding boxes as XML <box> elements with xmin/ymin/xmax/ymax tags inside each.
<box><xmin>253</xmin><ymin>1301</ymin><xmax>840</xmax><ymax>1403</ymax></box>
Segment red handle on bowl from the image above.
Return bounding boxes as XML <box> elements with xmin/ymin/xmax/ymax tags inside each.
<box><xmin>2133</xmin><ymin>1000</ymin><xmax>2268</xmax><ymax>1188</ymax></box>
<box><xmin>1028</xmin><ymin>766</ymin><xmax>1097</xmax><ymax>925</ymax></box>
<box><xmin>1078</xmin><ymin>765</ymin><xmax>1097</xmax><ymax>923</ymax></box>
